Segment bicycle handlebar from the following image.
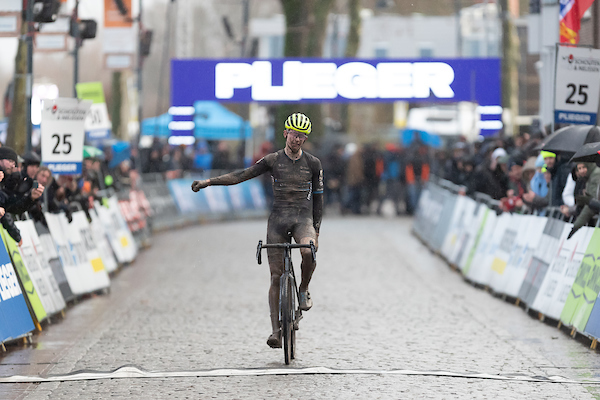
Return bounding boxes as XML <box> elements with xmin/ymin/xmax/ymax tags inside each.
<box><xmin>256</xmin><ymin>240</ymin><xmax>316</xmax><ymax>265</ymax></box>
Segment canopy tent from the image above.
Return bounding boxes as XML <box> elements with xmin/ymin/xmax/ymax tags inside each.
<box><xmin>401</xmin><ymin>129</ymin><xmax>442</xmax><ymax>149</ymax></box>
<box><xmin>141</xmin><ymin>101</ymin><xmax>252</xmax><ymax>140</ymax></box>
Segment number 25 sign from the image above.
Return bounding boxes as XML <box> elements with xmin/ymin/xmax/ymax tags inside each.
<box><xmin>555</xmin><ymin>45</ymin><xmax>600</xmax><ymax>125</ymax></box>
<box><xmin>41</xmin><ymin>98</ymin><xmax>92</xmax><ymax>175</ymax></box>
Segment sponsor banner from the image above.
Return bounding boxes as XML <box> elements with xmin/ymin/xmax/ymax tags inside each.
<box><xmin>561</xmin><ymin>228</ymin><xmax>600</xmax><ymax>330</ymax></box>
<box><xmin>535</xmin><ymin>224</ymin><xmax>592</xmax><ymax>320</ymax></box>
<box><xmin>439</xmin><ymin>193</ymin><xmax>467</xmax><ymax>261</ymax></box>
<box><xmin>465</xmin><ymin>208</ymin><xmax>498</xmax><ymax>283</ymax></box>
<box><xmin>1</xmin><ymin>229</ymin><xmax>47</xmax><ymax>323</ymax></box>
<box><xmin>34</xmin><ymin>221</ymin><xmax>74</xmax><ymax>302</ymax></box>
<box><xmin>554</xmin><ymin>45</ymin><xmax>600</xmax><ymax>125</ymax></box>
<box><xmin>460</xmin><ymin>204</ymin><xmax>489</xmax><ymax>274</ymax></box>
<box><xmin>45</xmin><ymin>213</ymin><xmax>87</xmax><ymax>295</ymax></box>
<box><xmin>168</xmin><ymin>178</ymin><xmax>267</xmax><ymax>217</ymax></box>
<box><xmin>488</xmin><ymin>213</ymin><xmax>519</xmax><ymax>292</ymax></box>
<box><xmin>447</xmin><ymin>196</ymin><xmax>478</xmax><ymax>266</ymax></box>
<box><xmin>430</xmin><ymin>188</ymin><xmax>457</xmax><ymax>252</ymax></box>
<box><xmin>76</xmin><ymin>82</ymin><xmax>112</xmax><ymax>133</ymax></box>
<box><xmin>94</xmin><ymin>197</ymin><xmax>137</xmax><ymax>263</ymax></box>
<box><xmin>41</xmin><ymin>98</ymin><xmax>91</xmax><ymax>175</ymax></box>
<box><xmin>518</xmin><ymin>218</ymin><xmax>566</xmax><ymax>307</ymax></box>
<box><xmin>14</xmin><ymin>220</ymin><xmax>65</xmax><ymax>315</ymax></box>
<box><xmin>66</xmin><ymin>211</ymin><xmax>110</xmax><ymax>291</ymax></box>
<box><xmin>0</xmin><ymin>231</ymin><xmax>34</xmax><ymax>342</ymax></box>
<box><xmin>502</xmin><ymin>215</ymin><xmax>548</xmax><ymax>298</ymax></box>
<box><xmin>474</xmin><ymin>212</ymin><xmax>513</xmax><ymax>287</ymax></box>
<box><xmin>88</xmin><ymin>209</ymin><xmax>119</xmax><ymax>273</ymax></box>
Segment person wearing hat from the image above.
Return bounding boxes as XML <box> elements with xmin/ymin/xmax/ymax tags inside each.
<box><xmin>0</xmin><ymin>147</ymin><xmax>44</xmax><ymax>215</ymax></box>
<box><xmin>568</xmin><ymin>160</ymin><xmax>600</xmax><ymax>238</ymax></box>
<box><xmin>21</xmin><ymin>151</ymin><xmax>41</xmax><ymax>181</ymax></box>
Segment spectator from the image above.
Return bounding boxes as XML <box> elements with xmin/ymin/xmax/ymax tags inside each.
<box><xmin>404</xmin><ymin>143</ymin><xmax>430</xmax><ymax>214</ymax></box>
<box><xmin>362</xmin><ymin>143</ymin><xmax>382</xmax><ymax>213</ymax></box>
<box><xmin>561</xmin><ymin>162</ymin><xmax>592</xmax><ymax>218</ymax></box>
<box><xmin>377</xmin><ymin>143</ymin><xmax>404</xmax><ymax>216</ymax></box>
<box><xmin>344</xmin><ymin>143</ymin><xmax>364</xmax><ymax>215</ymax></box>
<box><xmin>323</xmin><ymin>144</ymin><xmax>346</xmax><ymax>210</ymax></box>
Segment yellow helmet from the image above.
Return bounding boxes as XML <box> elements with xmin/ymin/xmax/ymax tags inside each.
<box><xmin>285</xmin><ymin>113</ymin><xmax>312</xmax><ymax>135</ymax></box>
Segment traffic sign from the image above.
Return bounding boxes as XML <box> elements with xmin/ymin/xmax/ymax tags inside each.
<box><xmin>554</xmin><ymin>45</ymin><xmax>600</xmax><ymax>125</ymax></box>
<box><xmin>41</xmin><ymin>98</ymin><xmax>91</xmax><ymax>175</ymax></box>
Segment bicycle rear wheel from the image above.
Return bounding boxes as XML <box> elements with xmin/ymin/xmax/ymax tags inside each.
<box><xmin>280</xmin><ymin>273</ymin><xmax>294</xmax><ymax>365</ymax></box>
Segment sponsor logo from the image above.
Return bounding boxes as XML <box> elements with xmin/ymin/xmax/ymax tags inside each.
<box><xmin>215</xmin><ymin>61</ymin><xmax>456</xmax><ymax>101</ymax></box>
<box><xmin>0</xmin><ymin>262</ymin><xmax>22</xmax><ymax>301</ymax></box>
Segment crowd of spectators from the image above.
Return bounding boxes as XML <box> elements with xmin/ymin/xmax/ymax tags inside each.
<box><xmin>433</xmin><ymin>132</ymin><xmax>600</xmax><ymax>236</ymax></box>
<box><xmin>0</xmin><ymin>143</ymin><xmax>142</xmax><ymax>247</ymax></box>
<box><xmin>315</xmin><ymin>131</ymin><xmax>600</xmax><ymax>233</ymax></box>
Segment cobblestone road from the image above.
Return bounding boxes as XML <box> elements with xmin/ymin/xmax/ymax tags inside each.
<box><xmin>2</xmin><ymin>216</ymin><xmax>600</xmax><ymax>399</ymax></box>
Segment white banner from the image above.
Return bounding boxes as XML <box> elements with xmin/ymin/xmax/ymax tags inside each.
<box><xmin>89</xmin><ymin>208</ymin><xmax>118</xmax><ymax>273</ymax></box>
<box><xmin>554</xmin><ymin>45</ymin><xmax>600</xmax><ymax>125</ymax></box>
<box><xmin>15</xmin><ymin>220</ymin><xmax>65</xmax><ymax>314</ymax></box>
<box><xmin>41</xmin><ymin>98</ymin><xmax>91</xmax><ymax>175</ymax></box>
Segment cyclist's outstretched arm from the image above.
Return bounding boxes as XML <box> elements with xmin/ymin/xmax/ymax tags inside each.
<box><xmin>192</xmin><ymin>162</ymin><xmax>269</xmax><ymax>191</ymax></box>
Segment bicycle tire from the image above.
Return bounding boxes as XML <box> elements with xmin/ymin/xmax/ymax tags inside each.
<box><xmin>290</xmin><ymin>277</ymin><xmax>296</xmax><ymax>360</ymax></box>
<box><xmin>280</xmin><ymin>273</ymin><xmax>293</xmax><ymax>365</ymax></box>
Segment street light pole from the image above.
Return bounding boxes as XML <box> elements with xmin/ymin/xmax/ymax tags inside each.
<box><xmin>25</xmin><ymin>0</ymin><xmax>34</xmax><ymax>152</ymax></box>
<box><xmin>136</xmin><ymin>0</ymin><xmax>144</xmax><ymax>172</ymax></box>
<box><xmin>73</xmin><ymin>0</ymin><xmax>80</xmax><ymax>98</ymax></box>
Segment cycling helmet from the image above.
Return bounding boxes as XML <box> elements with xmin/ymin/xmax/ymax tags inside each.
<box><xmin>284</xmin><ymin>113</ymin><xmax>312</xmax><ymax>135</ymax></box>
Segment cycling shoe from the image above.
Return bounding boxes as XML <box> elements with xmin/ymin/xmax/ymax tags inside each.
<box><xmin>299</xmin><ymin>290</ymin><xmax>313</xmax><ymax>311</ymax></box>
<box><xmin>267</xmin><ymin>331</ymin><xmax>282</xmax><ymax>348</ymax></box>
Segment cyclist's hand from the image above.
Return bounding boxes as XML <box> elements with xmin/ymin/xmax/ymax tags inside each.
<box><xmin>191</xmin><ymin>179</ymin><xmax>210</xmax><ymax>192</ymax></box>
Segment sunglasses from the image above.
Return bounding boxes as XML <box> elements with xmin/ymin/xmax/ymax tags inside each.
<box><xmin>287</xmin><ymin>130</ymin><xmax>307</xmax><ymax>140</ymax></box>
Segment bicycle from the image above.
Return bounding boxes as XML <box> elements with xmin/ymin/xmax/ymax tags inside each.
<box><xmin>256</xmin><ymin>239</ymin><xmax>316</xmax><ymax>365</ymax></box>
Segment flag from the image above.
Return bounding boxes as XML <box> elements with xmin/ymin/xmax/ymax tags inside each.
<box><xmin>560</xmin><ymin>0</ymin><xmax>596</xmax><ymax>44</ymax></box>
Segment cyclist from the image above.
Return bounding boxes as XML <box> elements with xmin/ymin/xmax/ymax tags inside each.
<box><xmin>191</xmin><ymin>113</ymin><xmax>324</xmax><ymax>349</ymax></box>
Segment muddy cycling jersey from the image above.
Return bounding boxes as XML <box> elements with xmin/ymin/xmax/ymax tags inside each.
<box><xmin>207</xmin><ymin>149</ymin><xmax>324</xmax><ymax>232</ymax></box>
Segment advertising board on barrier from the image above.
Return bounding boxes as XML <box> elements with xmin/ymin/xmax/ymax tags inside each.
<box><xmin>518</xmin><ymin>218</ymin><xmax>566</xmax><ymax>306</ymax></box>
<box><xmin>561</xmin><ymin>229</ymin><xmax>600</xmax><ymax>330</ymax></box>
<box><xmin>465</xmin><ymin>208</ymin><xmax>498</xmax><ymax>283</ymax></box>
<box><xmin>94</xmin><ymin>198</ymin><xmax>137</xmax><ymax>264</ymax></box>
<box><xmin>15</xmin><ymin>220</ymin><xmax>65</xmax><ymax>315</ymax></box>
<box><xmin>65</xmin><ymin>211</ymin><xmax>110</xmax><ymax>291</ymax></box>
<box><xmin>501</xmin><ymin>215</ymin><xmax>547</xmax><ymax>298</ymax></box>
<box><xmin>1</xmin><ymin>229</ymin><xmax>47</xmax><ymax>323</ymax></box>
<box><xmin>35</xmin><ymin>221</ymin><xmax>74</xmax><ymax>302</ymax></box>
<box><xmin>413</xmin><ymin>180</ymin><xmax>600</xmax><ymax>346</ymax></box>
<box><xmin>168</xmin><ymin>179</ymin><xmax>267</xmax><ymax>217</ymax></box>
<box><xmin>88</xmin><ymin>209</ymin><xmax>118</xmax><ymax>273</ymax></box>
<box><xmin>0</xmin><ymin>232</ymin><xmax>34</xmax><ymax>342</ymax></box>
<box><xmin>45</xmin><ymin>212</ymin><xmax>88</xmax><ymax>295</ymax></box>
<box><xmin>488</xmin><ymin>214</ymin><xmax>520</xmax><ymax>292</ymax></box>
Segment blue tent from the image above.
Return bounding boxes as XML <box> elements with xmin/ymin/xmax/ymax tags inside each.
<box><xmin>401</xmin><ymin>129</ymin><xmax>442</xmax><ymax>149</ymax></box>
<box><xmin>141</xmin><ymin>101</ymin><xmax>252</xmax><ymax>140</ymax></box>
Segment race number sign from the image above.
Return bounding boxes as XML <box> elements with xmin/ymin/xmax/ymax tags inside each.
<box><xmin>555</xmin><ymin>45</ymin><xmax>600</xmax><ymax>125</ymax></box>
<box><xmin>41</xmin><ymin>98</ymin><xmax>91</xmax><ymax>175</ymax></box>
<box><xmin>76</xmin><ymin>82</ymin><xmax>112</xmax><ymax>140</ymax></box>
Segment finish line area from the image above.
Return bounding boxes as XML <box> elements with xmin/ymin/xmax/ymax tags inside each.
<box><xmin>0</xmin><ymin>365</ymin><xmax>598</xmax><ymax>385</ymax></box>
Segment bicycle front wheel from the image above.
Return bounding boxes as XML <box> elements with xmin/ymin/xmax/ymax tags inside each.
<box><xmin>280</xmin><ymin>273</ymin><xmax>294</xmax><ymax>365</ymax></box>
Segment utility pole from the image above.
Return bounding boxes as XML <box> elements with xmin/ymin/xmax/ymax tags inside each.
<box><xmin>136</xmin><ymin>0</ymin><xmax>144</xmax><ymax>172</ymax></box>
<box><xmin>25</xmin><ymin>0</ymin><xmax>34</xmax><ymax>152</ymax></box>
<box><xmin>454</xmin><ymin>0</ymin><xmax>462</xmax><ymax>56</ymax></box>
<box><xmin>240</xmin><ymin>0</ymin><xmax>250</xmax><ymax>167</ymax></box>
<box><xmin>73</xmin><ymin>0</ymin><xmax>80</xmax><ymax>97</ymax></box>
<box><xmin>593</xmin><ymin>0</ymin><xmax>599</xmax><ymax>49</ymax></box>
